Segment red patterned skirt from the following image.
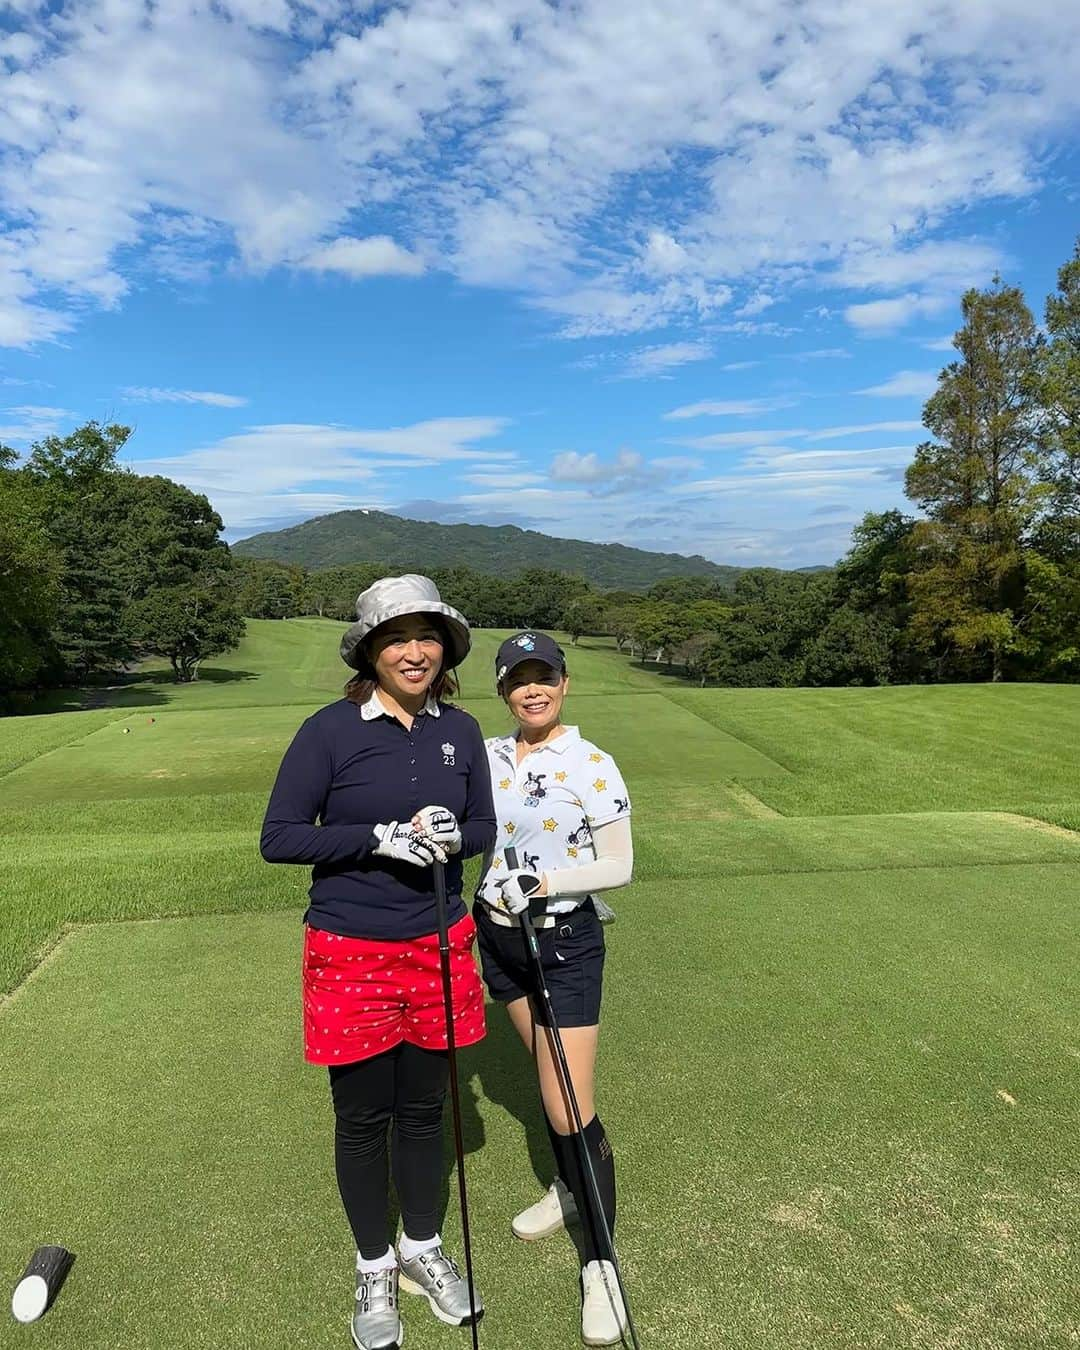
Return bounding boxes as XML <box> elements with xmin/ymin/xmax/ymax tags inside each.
<box><xmin>302</xmin><ymin>913</ymin><xmax>485</xmax><ymax>1066</ymax></box>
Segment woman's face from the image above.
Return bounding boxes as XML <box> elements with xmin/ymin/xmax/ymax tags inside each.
<box><xmin>503</xmin><ymin>659</ymin><xmax>568</xmax><ymax>733</ymax></box>
<box><xmin>370</xmin><ymin>613</ymin><xmax>444</xmax><ymax>703</ymax></box>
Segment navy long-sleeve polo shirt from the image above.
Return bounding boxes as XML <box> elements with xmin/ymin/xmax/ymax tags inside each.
<box><xmin>260</xmin><ymin>697</ymin><xmax>496</xmax><ymax>941</ymax></box>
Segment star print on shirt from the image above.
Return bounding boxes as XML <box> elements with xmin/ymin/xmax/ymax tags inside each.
<box><xmin>593</xmin><ymin>779</ymin><xmax>607</xmax><ymax>792</ymax></box>
<box><xmin>491</xmin><ymin>857</ymin><xmax>503</xmax><ymax>868</ymax></box>
<box><xmin>589</xmin><ymin>753</ymin><xmax>604</xmax><ymax>763</ymax></box>
<box><xmin>543</xmin><ymin>818</ymin><xmax>557</xmax><ymax>832</ymax></box>
<box><xmin>567</xmin><ymin>846</ymin><xmax>578</xmax><ymax>858</ymax></box>
<box><xmin>505</xmin><ymin>821</ymin><xmax>516</xmax><ymax>835</ymax></box>
<box><xmin>499</xmin><ymin>778</ymin><xmax>511</xmax><ymax>791</ymax></box>
<box><xmin>554</xmin><ymin>771</ymin><xmax>567</xmax><ymax>782</ymax></box>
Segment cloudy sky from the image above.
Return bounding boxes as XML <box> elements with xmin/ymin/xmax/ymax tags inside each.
<box><xmin>1</xmin><ymin>0</ymin><xmax>1078</xmax><ymax>567</ymax></box>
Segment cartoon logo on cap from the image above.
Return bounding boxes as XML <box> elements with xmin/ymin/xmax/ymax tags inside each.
<box><xmin>514</xmin><ymin>634</ymin><xmax>537</xmax><ymax>650</ymax></box>
<box><xmin>442</xmin><ymin>741</ymin><xmax>456</xmax><ymax>765</ymax></box>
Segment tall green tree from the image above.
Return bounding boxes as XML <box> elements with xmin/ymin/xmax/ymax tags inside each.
<box><xmin>23</xmin><ymin>422</ymin><xmax>138</xmax><ymax>679</ymax></box>
<box><xmin>904</xmin><ymin>280</ymin><xmax>1043</xmax><ymax>681</ymax></box>
<box><xmin>1037</xmin><ymin>238</ymin><xmax>1080</xmax><ymax>552</ymax></box>
<box><xmin>119</xmin><ymin>475</ymin><xmax>243</xmax><ymax>682</ymax></box>
<box><xmin>0</xmin><ymin>449</ymin><xmax>61</xmax><ymax>702</ymax></box>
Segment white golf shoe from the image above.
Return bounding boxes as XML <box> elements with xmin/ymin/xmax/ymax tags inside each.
<box><xmin>511</xmin><ymin>1178</ymin><xmax>578</xmax><ymax>1241</ymax></box>
<box><xmin>581</xmin><ymin>1260</ymin><xmax>628</xmax><ymax>1347</ymax></box>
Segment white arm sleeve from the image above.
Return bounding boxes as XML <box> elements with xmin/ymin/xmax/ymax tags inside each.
<box><xmin>544</xmin><ymin>816</ymin><xmax>633</xmax><ymax>898</ymax></box>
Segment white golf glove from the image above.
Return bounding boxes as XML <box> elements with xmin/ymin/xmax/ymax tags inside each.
<box><xmin>412</xmin><ymin>805</ymin><xmax>462</xmax><ymax>856</ymax></box>
<box><xmin>494</xmin><ymin>869</ymin><xmax>543</xmax><ymax>915</ymax></box>
<box><xmin>373</xmin><ymin>821</ymin><xmax>447</xmax><ymax>867</ymax></box>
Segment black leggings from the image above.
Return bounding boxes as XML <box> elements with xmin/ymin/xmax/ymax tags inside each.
<box><xmin>329</xmin><ymin>1042</ymin><xmax>449</xmax><ymax>1259</ymax></box>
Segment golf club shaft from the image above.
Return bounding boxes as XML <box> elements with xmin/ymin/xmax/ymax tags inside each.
<box><xmin>505</xmin><ymin>849</ymin><xmax>641</xmax><ymax>1350</ymax></box>
<box><xmin>432</xmin><ymin>861</ymin><xmax>481</xmax><ymax>1349</ymax></box>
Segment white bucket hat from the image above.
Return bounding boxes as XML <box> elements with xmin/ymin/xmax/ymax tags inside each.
<box><xmin>340</xmin><ymin>573</ymin><xmax>471</xmax><ymax>674</ymax></box>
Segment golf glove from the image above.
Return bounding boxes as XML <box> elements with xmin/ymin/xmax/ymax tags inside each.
<box><xmin>494</xmin><ymin>869</ymin><xmax>543</xmax><ymax>915</ymax></box>
<box><xmin>373</xmin><ymin>821</ymin><xmax>447</xmax><ymax>867</ymax></box>
<box><xmin>413</xmin><ymin>805</ymin><xmax>462</xmax><ymax>855</ymax></box>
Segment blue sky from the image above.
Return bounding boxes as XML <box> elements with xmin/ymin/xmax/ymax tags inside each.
<box><xmin>1</xmin><ymin>1</ymin><xmax>1078</xmax><ymax>568</ymax></box>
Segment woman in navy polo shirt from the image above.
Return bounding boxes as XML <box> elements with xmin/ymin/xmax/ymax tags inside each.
<box><xmin>475</xmin><ymin>631</ymin><xmax>633</xmax><ymax>1347</ymax></box>
<box><xmin>261</xmin><ymin>575</ymin><xmax>495</xmax><ymax>1350</ymax></box>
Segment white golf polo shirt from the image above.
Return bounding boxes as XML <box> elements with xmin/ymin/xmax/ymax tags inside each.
<box><xmin>477</xmin><ymin>726</ymin><xmax>632</xmax><ymax>915</ymax></box>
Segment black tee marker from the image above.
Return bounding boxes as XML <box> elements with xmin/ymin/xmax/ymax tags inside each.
<box><xmin>11</xmin><ymin>1246</ymin><xmax>75</xmax><ymax>1324</ymax></box>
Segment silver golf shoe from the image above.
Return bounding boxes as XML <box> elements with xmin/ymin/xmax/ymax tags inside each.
<box><xmin>398</xmin><ymin>1244</ymin><xmax>484</xmax><ymax>1326</ymax></box>
<box><xmin>352</xmin><ymin>1266</ymin><xmax>403</xmax><ymax>1350</ymax></box>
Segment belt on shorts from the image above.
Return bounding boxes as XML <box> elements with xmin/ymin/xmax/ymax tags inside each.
<box><xmin>480</xmin><ymin>904</ymin><xmax>559</xmax><ymax>930</ymax></box>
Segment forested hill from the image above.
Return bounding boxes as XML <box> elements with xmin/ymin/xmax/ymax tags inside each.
<box><xmin>233</xmin><ymin>509</ymin><xmax>748</xmax><ymax>591</ymax></box>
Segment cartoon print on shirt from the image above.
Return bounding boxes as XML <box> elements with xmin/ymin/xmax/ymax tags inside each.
<box><xmin>566</xmin><ymin>817</ymin><xmax>593</xmax><ymax>849</ymax></box>
<box><xmin>522</xmin><ymin>771</ymin><xmax>547</xmax><ymax>807</ymax></box>
<box><xmin>614</xmin><ymin>797</ymin><xmax>629</xmax><ymax>813</ymax></box>
<box><xmin>523</xmin><ymin>849</ymin><xmax>540</xmax><ymax>871</ymax></box>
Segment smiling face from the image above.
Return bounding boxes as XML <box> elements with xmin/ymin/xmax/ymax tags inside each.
<box><xmin>502</xmin><ymin>659</ymin><xmax>569</xmax><ymax>735</ymax></box>
<box><xmin>369</xmin><ymin>613</ymin><xmax>445</xmax><ymax>706</ymax></box>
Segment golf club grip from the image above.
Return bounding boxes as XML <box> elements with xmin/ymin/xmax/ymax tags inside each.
<box><xmin>431</xmin><ymin>861</ymin><xmax>481</xmax><ymax>1348</ymax></box>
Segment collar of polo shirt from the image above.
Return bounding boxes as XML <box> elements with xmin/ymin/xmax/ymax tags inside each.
<box><xmin>360</xmin><ymin>688</ymin><xmax>442</xmax><ymax>721</ymax></box>
<box><xmin>494</xmin><ymin>725</ymin><xmax>580</xmax><ymax>761</ymax></box>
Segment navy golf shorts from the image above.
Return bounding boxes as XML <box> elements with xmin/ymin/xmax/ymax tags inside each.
<box><xmin>473</xmin><ymin>901</ymin><xmax>605</xmax><ymax>1028</ymax></box>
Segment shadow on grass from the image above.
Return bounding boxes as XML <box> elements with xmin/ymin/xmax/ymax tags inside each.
<box><xmin>22</xmin><ymin>668</ymin><xmax>261</xmax><ymax>715</ymax></box>
<box><xmin>384</xmin><ymin>1006</ymin><xmax>554</xmax><ymax>1243</ymax></box>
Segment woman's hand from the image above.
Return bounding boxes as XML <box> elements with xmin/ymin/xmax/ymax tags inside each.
<box><xmin>411</xmin><ymin>805</ymin><xmax>462</xmax><ymax>856</ymax></box>
<box><xmin>494</xmin><ymin>869</ymin><xmax>547</xmax><ymax>914</ymax></box>
<box><xmin>373</xmin><ymin>821</ymin><xmax>447</xmax><ymax>867</ymax></box>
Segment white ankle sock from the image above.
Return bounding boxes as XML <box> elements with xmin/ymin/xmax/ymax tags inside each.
<box><xmin>356</xmin><ymin>1246</ymin><xmax>396</xmax><ymax>1274</ymax></box>
<box><xmin>398</xmin><ymin>1232</ymin><xmax>441</xmax><ymax>1261</ymax></box>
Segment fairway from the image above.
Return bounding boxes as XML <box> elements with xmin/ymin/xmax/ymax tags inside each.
<box><xmin>2</xmin><ymin>620</ymin><xmax>1080</xmax><ymax>1349</ymax></box>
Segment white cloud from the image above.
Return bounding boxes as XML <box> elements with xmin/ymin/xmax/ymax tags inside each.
<box><xmin>735</xmin><ymin>291</ymin><xmax>775</xmax><ymax>318</ymax></box>
<box><xmin>787</xmin><ymin>348</ymin><xmax>851</xmax><ymax>362</ymax></box>
<box><xmin>663</xmin><ymin>398</ymin><xmax>786</xmax><ymax>420</ymax></box>
<box><xmin>856</xmin><ymin>370</ymin><xmax>939</xmax><ymax>399</ymax></box>
<box><xmin>922</xmin><ymin>334</ymin><xmax>957</xmax><ymax>352</ymax></box>
<box><xmin>845</xmin><ymin>294</ymin><xmax>948</xmax><ymax>334</ymax></box>
<box><xmin>3</xmin><ymin>0</ymin><xmax>1079</xmax><ymax>344</ymax></box>
<box><xmin>803</xmin><ymin>420</ymin><xmax>923</xmax><ymax>441</ymax></box>
<box><xmin>124</xmin><ymin>416</ymin><xmax>512</xmax><ymax>529</ymax></box>
<box><xmin>0</xmin><ymin>403</ymin><xmax>71</xmax><ymax>443</ymax></box>
<box><xmin>675</xmin><ymin>428</ymin><xmax>808</xmax><ymax>450</ymax></box>
<box><xmin>549</xmin><ymin>447</ymin><xmax>650</xmax><ymax>485</ymax></box>
<box><xmin>302</xmin><ymin>235</ymin><xmax>425</xmax><ymax>278</ymax></box>
<box><xmin>121</xmin><ymin>387</ymin><xmax>249</xmax><ymax>408</ymax></box>
<box><xmin>618</xmin><ymin>341</ymin><xmax>714</xmax><ymax>379</ymax></box>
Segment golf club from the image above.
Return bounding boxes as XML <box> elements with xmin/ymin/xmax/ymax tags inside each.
<box><xmin>504</xmin><ymin>846</ymin><xmax>641</xmax><ymax>1350</ymax></box>
<box><xmin>432</xmin><ymin>859</ymin><xmax>481</xmax><ymax>1348</ymax></box>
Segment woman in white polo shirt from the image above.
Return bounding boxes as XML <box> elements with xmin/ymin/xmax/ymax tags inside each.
<box><xmin>474</xmin><ymin>631</ymin><xmax>632</xmax><ymax>1347</ymax></box>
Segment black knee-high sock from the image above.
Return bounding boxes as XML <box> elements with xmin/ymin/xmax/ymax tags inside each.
<box><xmin>546</xmin><ymin>1115</ymin><xmax>572</xmax><ymax>1186</ymax></box>
<box><xmin>559</xmin><ymin>1115</ymin><xmax>617</xmax><ymax>1264</ymax></box>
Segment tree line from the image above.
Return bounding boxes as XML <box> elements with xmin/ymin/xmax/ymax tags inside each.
<box><xmin>0</xmin><ymin>423</ymin><xmax>243</xmax><ymax>708</ymax></box>
<box><xmin>236</xmin><ymin>242</ymin><xmax>1080</xmax><ymax>688</ymax></box>
<box><xmin>2</xmin><ymin>239</ymin><xmax>1076</xmax><ymax>707</ymax></box>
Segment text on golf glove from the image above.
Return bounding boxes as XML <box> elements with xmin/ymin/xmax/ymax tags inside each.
<box><xmin>412</xmin><ymin>805</ymin><xmax>462</xmax><ymax>855</ymax></box>
<box><xmin>495</xmin><ymin>869</ymin><xmax>543</xmax><ymax>914</ymax></box>
<box><xmin>373</xmin><ymin>821</ymin><xmax>447</xmax><ymax>867</ymax></box>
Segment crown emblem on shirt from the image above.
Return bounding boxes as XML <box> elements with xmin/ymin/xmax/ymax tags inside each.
<box><xmin>442</xmin><ymin>742</ymin><xmax>456</xmax><ymax>757</ymax></box>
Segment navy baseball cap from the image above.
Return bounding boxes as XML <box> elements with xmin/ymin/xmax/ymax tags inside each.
<box><xmin>495</xmin><ymin>631</ymin><xmax>566</xmax><ymax>687</ymax></box>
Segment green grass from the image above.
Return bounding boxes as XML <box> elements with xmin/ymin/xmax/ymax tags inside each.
<box><xmin>666</xmin><ymin>684</ymin><xmax>1080</xmax><ymax>816</ymax></box>
<box><xmin>2</xmin><ymin>620</ymin><xmax>1080</xmax><ymax>1349</ymax></box>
